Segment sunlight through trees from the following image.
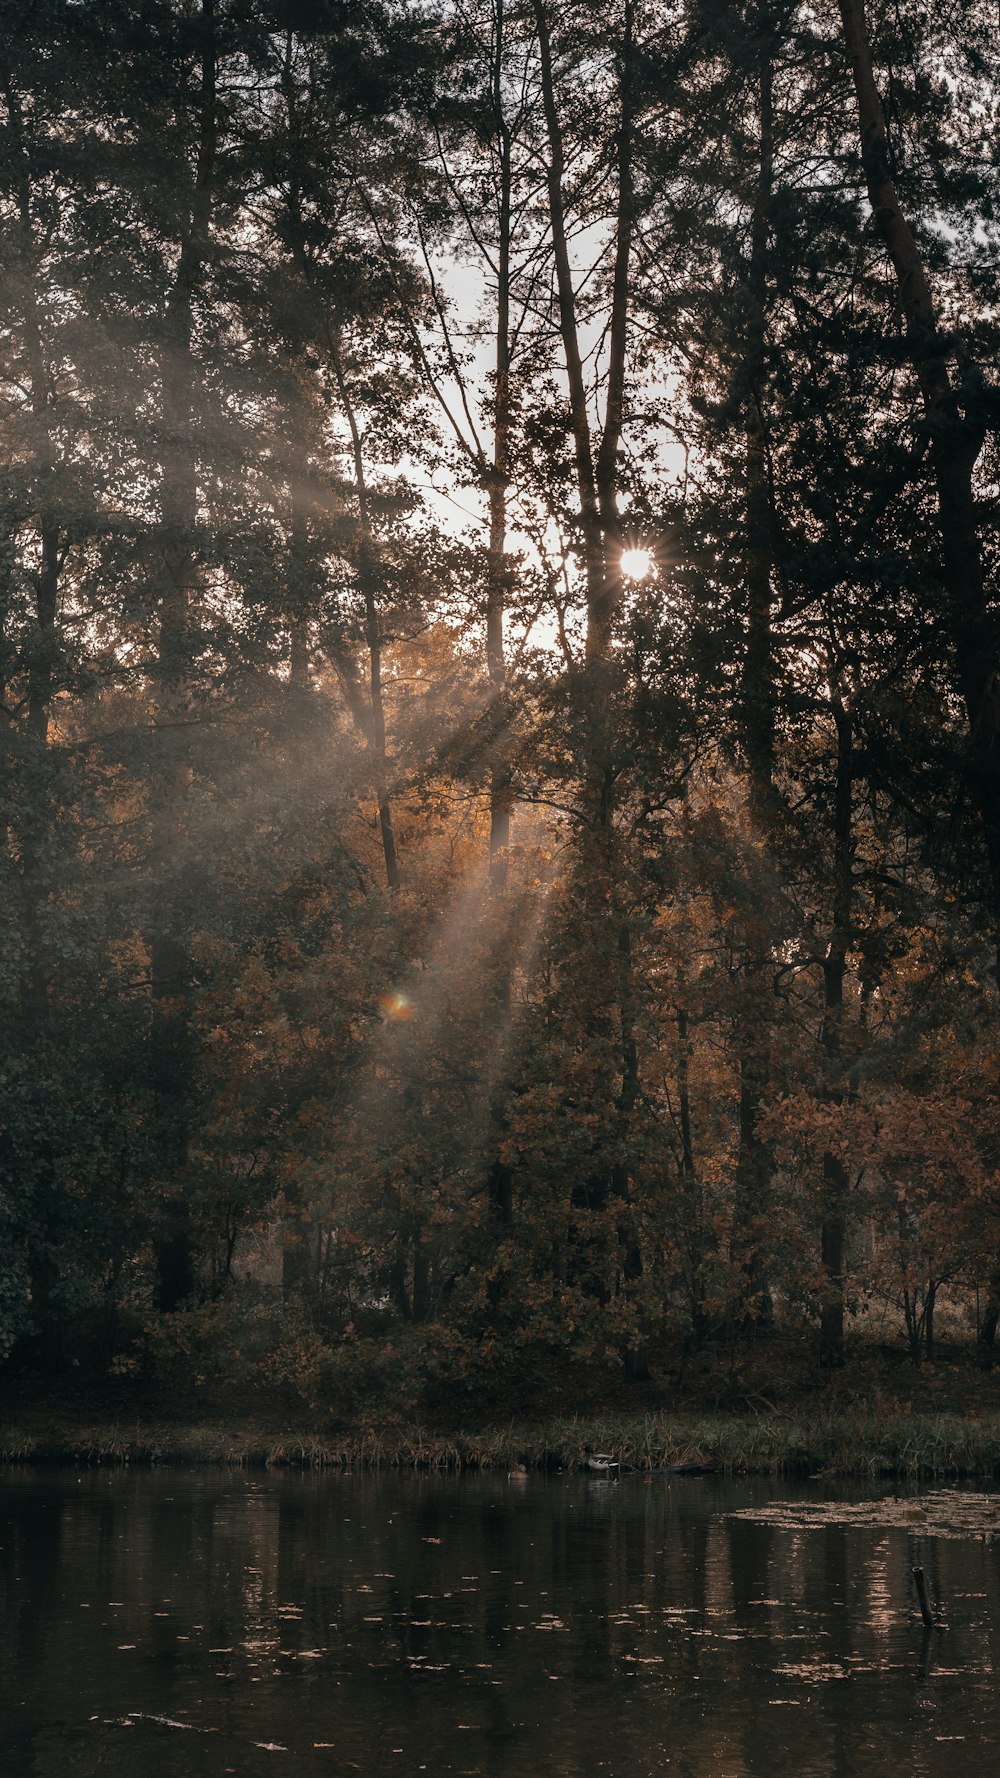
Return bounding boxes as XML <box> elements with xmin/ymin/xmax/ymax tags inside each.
<box><xmin>1</xmin><ymin>0</ymin><xmax>998</xmax><ymax>1407</ymax></box>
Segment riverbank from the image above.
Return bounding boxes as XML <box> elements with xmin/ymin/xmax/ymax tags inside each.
<box><xmin>3</xmin><ymin>1406</ymin><xmax>1000</xmax><ymax>1478</ymax></box>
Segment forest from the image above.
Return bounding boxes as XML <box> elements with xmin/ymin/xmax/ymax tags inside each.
<box><xmin>2</xmin><ymin>0</ymin><xmax>999</xmax><ymax>1425</ymax></box>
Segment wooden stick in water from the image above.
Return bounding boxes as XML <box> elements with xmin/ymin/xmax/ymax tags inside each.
<box><xmin>912</xmin><ymin>1565</ymin><xmax>934</xmax><ymax>1630</ymax></box>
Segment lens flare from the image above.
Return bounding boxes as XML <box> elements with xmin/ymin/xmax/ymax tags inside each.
<box><xmin>380</xmin><ymin>991</ymin><xmax>414</xmax><ymax>1022</ymax></box>
<box><xmin>621</xmin><ymin>547</ymin><xmax>653</xmax><ymax>580</ymax></box>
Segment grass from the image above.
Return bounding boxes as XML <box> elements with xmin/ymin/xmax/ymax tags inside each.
<box><xmin>2</xmin><ymin>1406</ymin><xmax>1000</xmax><ymax>1477</ymax></box>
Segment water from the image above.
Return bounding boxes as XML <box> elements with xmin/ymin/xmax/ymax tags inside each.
<box><xmin>2</xmin><ymin>1465</ymin><xmax>999</xmax><ymax>1776</ymax></box>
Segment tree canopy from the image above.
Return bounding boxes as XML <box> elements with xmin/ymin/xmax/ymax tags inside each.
<box><xmin>2</xmin><ymin>0</ymin><xmax>999</xmax><ymax>1411</ymax></box>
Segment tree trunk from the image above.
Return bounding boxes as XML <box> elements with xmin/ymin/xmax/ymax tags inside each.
<box><xmin>533</xmin><ymin>0</ymin><xmax>641</xmax><ymax>1323</ymax></box>
<box><xmin>480</xmin><ymin>3</ymin><xmax>520</xmax><ymax>1259</ymax></box>
<box><xmin>532</xmin><ymin>0</ymin><xmax>634</xmax><ymax>812</ymax></box>
<box><xmin>532</xmin><ymin>0</ymin><xmax>606</xmax><ymax>645</ymax></box>
<box><xmin>281</xmin><ymin>1188</ymin><xmax>314</xmax><ymax>1300</ymax></box>
<box><xmin>389</xmin><ymin>1251</ymin><xmax>411</xmax><ymax>1322</ymax></box>
<box><xmin>819</xmin><ymin>698</ymin><xmax>854</xmax><ymax>1366</ymax></box>
<box><xmin>151</xmin><ymin>0</ymin><xmax>217</xmax><ymax>1313</ymax></box>
<box><xmin>673</xmin><ymin>968</ymin><xmax>714</xmax><ymax>1346</ymax></box>
<box><xmin>838</xmin><ymin>0</ymin><xmax>1000</xmax><ymax>1355</ymax></box>
<box><xmin>328</xmin><ymin>338</ymin><xmax>400</xmax><ymax>892</ymax></box>
<box><xmin>741</xmin><ymin>11</ymin><xmax>776</xmax><ymax>829</ymax></box>
<box><xmin>487</xmin><ymin>0</ymin><xmax>514</xmax><ymax>891</ymax></box>
<box><xmin>978</xmin><ymin>1274</ymin><xmax>1000</xmax><ymax>1356</ymax></box>
<box><xmin>12</xmin><ymin>69</ymin><xmax>59</xmax><ymax>1032</ymax></box>
<box><xmin>615</xmin><ymin>921</ymin><xmax>648</xmax><ymax>1378</ymax></box>
<box><xmin>412</xmin><ymin>1242</ymin><xmax>431</xmax><ymax>1324</ymax></box>
<box><xmin>8</xmin><ymin>73</ymin><xmax>64</xmax><ymax>1356</ymax></box>
<box><xmin>731</xmin><ymin>12</ymin><xmax>777</xmax><ymax>1330</ymax></box>
<box><xmin>837</xmin><ymin>0</ymin><xmax>1000</xmax><ymax>977</ymax></box>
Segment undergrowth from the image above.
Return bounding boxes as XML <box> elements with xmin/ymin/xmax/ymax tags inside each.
<box><xmin>2</xmin><ymin>1407</ymin><xmax>1000</xmax><ymax>1477</ymax></box>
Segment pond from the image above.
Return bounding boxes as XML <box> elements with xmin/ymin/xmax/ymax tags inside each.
<box><xmin>2</xmin><ymin>1465</ymin><xmax>998</xmax><ymax>1776</ymax></box>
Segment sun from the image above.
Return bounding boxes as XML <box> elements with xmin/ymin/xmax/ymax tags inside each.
<box><xmin>620</xmin><ymin>546</ymin><xmax>653</xmax><ymax>581</ymax></box>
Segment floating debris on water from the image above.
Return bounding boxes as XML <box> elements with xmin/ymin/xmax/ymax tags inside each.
<box><xmin>728</xmin><ymin>1490</ymin><xmax>1000</xmax><ymax>1538</ymax></box>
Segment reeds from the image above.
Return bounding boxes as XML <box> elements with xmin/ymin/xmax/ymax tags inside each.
<box><xmin>2</xmin><ymin>1407</ymin><xmax>1000</xmax><ymax>1475</ymax></box>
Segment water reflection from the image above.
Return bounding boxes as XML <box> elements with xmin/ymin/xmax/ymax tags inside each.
<box><xmin>1</xmin><ymin>1468</ymin><xmax>998</xmax><ymax>1776</ymax></box>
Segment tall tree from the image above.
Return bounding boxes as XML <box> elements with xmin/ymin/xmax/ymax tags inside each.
<box><xmin>147</xmin><ymin>0</ymin><xmax>220</xmax><ymax>1313</ymax></box>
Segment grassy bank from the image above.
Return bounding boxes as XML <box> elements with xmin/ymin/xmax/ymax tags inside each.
<box><xmin>3</xmin><ymin>1407</ymin><xmax>1000</xmax><ymax>1478</ymax></box>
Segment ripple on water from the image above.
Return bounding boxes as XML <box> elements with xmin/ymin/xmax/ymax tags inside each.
<box><xmin>3</xmin><ymin>1468</ymin><xmax>1000</xmax><ymax>1778</ymax></box>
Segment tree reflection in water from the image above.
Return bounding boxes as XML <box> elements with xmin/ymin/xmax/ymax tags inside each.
<box><xmin>1</xmin><ymin>1469</ymin><xmax>998</xmax><ymax>1777</ymax></box>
